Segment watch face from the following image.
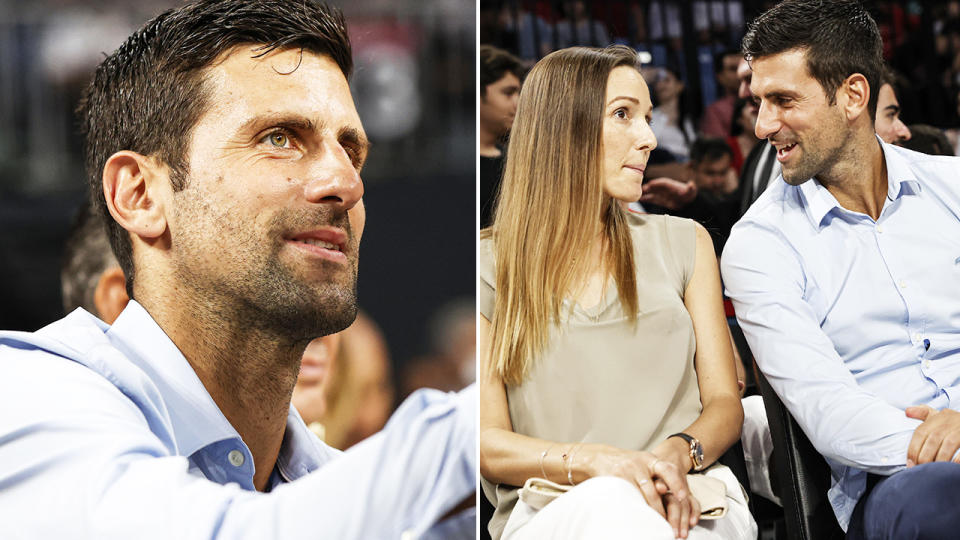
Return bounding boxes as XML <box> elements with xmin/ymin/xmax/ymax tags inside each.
<box><xmin>691</xmin><ymin>440</ymin><xmax>704</xmax><ymax>469</ymax></box>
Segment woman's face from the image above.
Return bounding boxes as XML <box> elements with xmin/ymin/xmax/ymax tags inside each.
<box><xmin>601</xmin><ymin>66</ymin><xmax>657</xmax><ymax>203</ymax></box>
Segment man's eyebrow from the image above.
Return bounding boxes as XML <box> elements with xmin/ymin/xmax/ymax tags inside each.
<box><xmin>338</xmin><ymin>126</ymin><xmax>371</xmax><ymax>161</ymax></box>
<box><xmin>237</xmin><ymin>113</ymin><xmax>317</xmax><ymax>135</ymax></box>
<box><xmin>884</xmin><ymin>104</ymin><xmax>901</xmax><ymax>113</ymax></box>
<box><xmin>607</xmin><ymin>96</ymin><xmax>640</xmax><ymax>106</ymax></box>
<box><xmin>755</xmin><ymin>89</ymin><xmax>800</xmax><ymax>101</ymax></box>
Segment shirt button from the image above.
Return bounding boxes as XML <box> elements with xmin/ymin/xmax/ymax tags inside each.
<box><xmin>881</xmin><ymin>456</ymin><xmax>888</xmax><ymax>464</ymax></box>
<box><xmin>913</xmin><ymin>333</ymin><xmax>922</xmax><ymax>342</ymax></box>
<box><xmin>899</xmin><ymin>281</ymin><xmax>907</xmax><ymax>289</ymax></box>
<box><xmin>876</xmin><ymin>224</ymin><xmax>883</xmax><ymax>233</ymax></box>
<box><xmin>924</xmin><ymin>360</ymin><xmax>932</xmax><ymax>369</ymax></box>
<box><xmin>228</xmin><ymin>449</ymin><xmax>245</xmax><ymax>467</ymax></box>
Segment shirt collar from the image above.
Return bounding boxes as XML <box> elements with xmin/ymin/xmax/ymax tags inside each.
<box><xmin>107</xmin><ymin>300</ymin><xmax>240</xmax><ymax>457</ymax></box>
<box><xmin>273</xmin><ymin>406</ymin><xmax>340</xmax><ymax>485</ymax></box>
<box><xmin>797</xmin><ymin>136</ymin><xmax>922</xmax><ymax>229</ymax></box>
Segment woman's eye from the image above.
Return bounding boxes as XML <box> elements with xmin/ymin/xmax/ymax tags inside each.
<box><xmin>266</xmin><ymin>132</ymin><xmax>290</xmax><ymax>148</ymax></box>
<box><xmin>614</xmin><ymin>108</ymin><xmax>628</xmax><ymax>119</ymax></box>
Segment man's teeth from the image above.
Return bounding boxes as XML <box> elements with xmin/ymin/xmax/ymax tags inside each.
<box><xmin>300</xmin><ymin>238</ymin><xmax>339</xmax><ymax>250</ymax></box>
<box><xmin>778</xmin><ymin>143</ymin><xmax>797</xmax><ymax>155</ymax></box>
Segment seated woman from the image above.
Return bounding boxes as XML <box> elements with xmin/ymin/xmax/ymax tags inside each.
<box><xmin>478</xmin><ymin>46</ymin><xmax>757</xmax><ymax>540</ymax></box>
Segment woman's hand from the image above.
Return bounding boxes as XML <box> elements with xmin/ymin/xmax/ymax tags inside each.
<box><xmin>651</xmin><ymin>437</ymin><xmax>701</xmax><ymax>537</ymax></box>
<box><xmin>580</xmin><ymin>444</ymin><xmax>690</xmax><ymax>520</ymax></box>
<box><xmin>662</xmin><ymin>488</ymin><xmax>701</xmax><ymax>539</ymax></box>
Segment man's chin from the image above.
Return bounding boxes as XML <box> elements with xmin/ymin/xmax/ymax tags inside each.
<box><xmin>781</xmin><ymin>173</ymin><xmax>811</xmax><ymax>186</ymax></box>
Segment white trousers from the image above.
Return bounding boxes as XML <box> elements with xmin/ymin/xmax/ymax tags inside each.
<box><xmin>501</xmin><ymin>467</ymin><xmax>757</xmax><ymax>540</ymax></box>
<box><xmin>740</xmin><ymin>395</ymin><xmax>780</xmax><ymax>506</ymax></box>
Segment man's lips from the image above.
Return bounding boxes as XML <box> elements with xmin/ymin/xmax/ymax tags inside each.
<box><xmin>771</xmin><ymin>140</ymin><xmax>798</xmax><ymax>162</ymax></box>
<box><xmin>286</xmin><ymin>228</ymin><xmax>349</xmax><ymax>264</ymax></box>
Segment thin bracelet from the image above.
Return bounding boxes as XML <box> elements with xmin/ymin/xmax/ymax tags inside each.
<box><xmin>539</xmin><ymin>443</ymin><xmax>556</xmax><ymax>481</ymax></box>
<box><xmin>566</xmin><ymin>442</ymin><xmax>583</xmax><ymax>485</ymax></box>
<box><xmin>559</xmin><ymin>444</ymin><xmax>575</xmax><ymax>485</ymax></box>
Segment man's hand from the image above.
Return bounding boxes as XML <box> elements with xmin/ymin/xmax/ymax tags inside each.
<box><xmin>638</xmin><ymin>177</ymin><xmax>698</xmax><ymax>210</ymax></box>
<box><xmin>905</xmin><ymin>406</ymin><xmax>960</xmax><ymax>466</ymax></box>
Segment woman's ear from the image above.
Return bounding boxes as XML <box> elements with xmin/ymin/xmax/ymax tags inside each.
<box><xmin>101</xmin><ymin>151</ymin><xmax>168</xmax><ymax>240</ymax></box>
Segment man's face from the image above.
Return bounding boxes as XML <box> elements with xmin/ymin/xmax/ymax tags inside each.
<box><xmin>168</xmin><ymin>47</ymin><xmax>367</xmax><ymax>339</ymax></box>
<box><xmin>737</xmin><ymin>58</ymin><xmax>758</xmax><ymax>128</ymax></box>
<box><xmin>750</xmin><ymin>49</ymin><xmax>849</xmax><ymax>186</ymax></box>
<box><xmin>692</xmin><ymin>154</ymin><xmax>733</xmax><ymax>195</ymax></box>
<box><xmin>874</xmin><ymin>83</ymin><xmax>911</xmax><ymax>144</ymax></box>
<box><xmin>480</xmin><ymin>71</ymin><xmax>520</xmax><ymax>136</ymax></box>
<box><xmin>717</xmin><ymin>54</ymin><xmax>741</xmax><ymax>94</ymax></box>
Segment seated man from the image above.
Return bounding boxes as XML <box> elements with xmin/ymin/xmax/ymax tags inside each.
<box><xmin>722</xmin><ymin>1</ymin><xmax>960</xmax><ymax>538</ymax></box>
<box><xmin>0</xmin><ymin>1</ymin><xmax>474</xmax><ymax>538</ymax></box>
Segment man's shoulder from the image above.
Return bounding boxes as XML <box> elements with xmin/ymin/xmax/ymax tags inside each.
<box><xmin>888</xmin><ymin>144</ymin><xmax>960</xmax><ymax>193</ymax></box>
<box><xmin>0</xmin><ymin>309</ymin><xmax>110</xmax><ymax>364</ymax></box>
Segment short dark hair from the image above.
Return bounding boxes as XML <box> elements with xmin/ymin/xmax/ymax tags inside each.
<box><xmin>901</xmin><ymin>125</ymin><xmax>954</xmax><ymax>156</ymax></box>
<box><xmin>480</xmin><ymin>44</ymin><xmax>524</xmax><ymax>98</ymax></box>
<box><xmin>61</xmin><ymin>200</ymin><xmax>119</xmax><ymax>315</ymax></box>
<box><xmin>714</xmin><ymin>49</ymin><xmax>741</xmax><ymax>74</ymax></box>
<box><xmin>78</xmin><ymin>0</ymin><xmax>352</xmax><ymax>297</ymax></box>
<box><xmin>742</xmin><ymin>0</ymin><xmax>883</xmax><ymax>118</ymax></box>
<box><xmin>689</xmin><ymin>137</ymin><xmax>733</xmax><ymax>166</ymax></box>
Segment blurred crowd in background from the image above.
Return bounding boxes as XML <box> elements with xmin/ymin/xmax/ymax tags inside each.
<box><xmin>0</xmin><ymin>0</ymin><xmax>475</xmax><ymax>451</ymax></box>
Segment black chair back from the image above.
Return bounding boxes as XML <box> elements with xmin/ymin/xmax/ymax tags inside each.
<box><xmin>755</xmin><ymin>368</ymin><xmax>845</xmax><ymax>540</ymax></box>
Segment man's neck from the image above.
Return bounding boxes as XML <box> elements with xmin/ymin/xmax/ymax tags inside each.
<box><xmin>819</xmin><ymin>135</ymin><xmax>888</xmax><ymax>221</ymax></box>
<box><xmin>479</xmin><ymin>125</ymin><xmax>503</xmax><ymax>158</ymax></box>
<box><xmin>136</xmin><ymin>288</ymin><xmax>303</xmax><ymax>491</ymax></box>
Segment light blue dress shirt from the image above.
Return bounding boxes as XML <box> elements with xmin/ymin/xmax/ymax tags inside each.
<box><xmin>721</xmin><ymin>140</ymin><xmax>960</xmax><ymax>530</ymax></box>
<box><xmin>0</xmin><ymin>301</ymin><xmax>476</xmax><ymax>539</ymax></box>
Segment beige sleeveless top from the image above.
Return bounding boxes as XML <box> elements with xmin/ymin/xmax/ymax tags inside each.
<box><xmin>479</xmin><ymin>213</ymin><xmax>704</xmax><ymax>540</ymax></box>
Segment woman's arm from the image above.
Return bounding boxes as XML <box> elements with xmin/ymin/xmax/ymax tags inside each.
<box><xmin>651</xmin><ymin>223</ymin><xmax>744</xmax><ymax>473</ymax></box>
<box><xmin>478</xmin><ymin>315</ymin><xmax>691</xmax><ymax>520</ymax></box>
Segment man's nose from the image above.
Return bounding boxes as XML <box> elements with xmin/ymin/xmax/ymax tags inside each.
<box><xmin>754</xmin><ymin>101</ymin><xmax>778</xmax><ymax>141</ymax></box>
<box><xmin>304</xmin><ymin>142</ymin><xmax>364</xmax><ymax>211</ymax></box>
<box><xmin>896</xmin><ymin>120</ymin><xmax>912</xmax><ymax>141</ymax></box>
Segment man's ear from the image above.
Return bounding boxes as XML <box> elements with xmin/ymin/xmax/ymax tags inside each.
<box><xmin>93</xmin><ymin>266</ymin><xmax>129</xmax><ymax>325</ymax></box>
<box><xmin>102</xmin><ymin>151</ymin><xmax>168</xmax><ymax>240</ymax></box>
<box><xmin>839</xmin><ymin>73</ymin><xmax>870</xmax><ymax>121</ymax></box>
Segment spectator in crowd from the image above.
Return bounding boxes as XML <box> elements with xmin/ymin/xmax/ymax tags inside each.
<box><xmin>734</xmin><ymin>56</ymin><xmax>780</xmax><ymax>216</ymax></box>
<box><xmin>316</xmin><ymin>311</ymin><xmax>395</xmax><ymax>450</ymax></box>
<box><xmin>874</xmin><ymin>67</ymin><xmax>912</xmax><ymax>145</ymax></box>
<box><xmin>689</xmin><ymin>137</ymin><xmax>737</xmax><ymax>199</ymax></box>
<box><xmin>651</xmin><ymin>65</ymin><xmax>698</xmax><ymax>162</ymax></box>
<box><xmin>480</xmin><ymin>45</ymin><xmax>755</xmax><ymax>540</ymax></box>
<box><xmin>291</xmin><ymin>327</ymin><xmax>344</xmax><ymax>441</ymax></box>
<box><xmin>60</xmin><ymin>201</ymin><xmax>128</xmax><ymax>324</ymax></box>
<box><xmin>480</xmin><ymin>44</ymin><xmax>524</xmax><ymax>228</ymax></box>
<box><xmin>0</xmin><ymin>1</ymin><xmax>474</xmax><ymax>537</ymax></box>
<box><xmin>402</xmin><ymin>297</ymin><xmax>476</xmax><ymax>399</ymax></box>
<box><xmin>555</xmin><ymin>0</ymin><xmax>610</xmax><ymax>49</ymax></box>
<box><xmin>701</xmin><ymin>50</ymin><xmax>744</xmax><ymax>138</ymax></box>
<box><xmin>723</xmin><ymin>1</ymin><xmax>960</xmax><ymax>536</ymax></box>
<box><xmin>725</xmin><ymin>97</ymin><xmax>760</xmax><ymax>175</ymax></box>
<box><xmin>902</xmin><ymin>123</ymin><xmax>955</xmax><ymax>156</ymax></box>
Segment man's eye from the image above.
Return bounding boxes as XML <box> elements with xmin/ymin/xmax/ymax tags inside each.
<box><xmin>265</xmin><ymin>131</ymin><xmax>291</xmax><ymax>148</ymax></box>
